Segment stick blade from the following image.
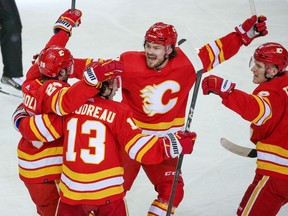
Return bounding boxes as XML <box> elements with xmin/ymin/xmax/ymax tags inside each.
<box><xmin>220</xmin><ymin>138</ymin><xmax>257</xmax><ymax>158</ymax></box>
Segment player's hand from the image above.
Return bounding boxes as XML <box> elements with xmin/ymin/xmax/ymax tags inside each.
<box><xmin>83</xmin><ymin>60</ymin><xmax>123</xmax><ymax>88</ymax></box>
<box><xmin>202</xmin><ymin>75</ymin><xmax>235</xmax><ymax>98</ymax></box>
<box><xmin>235</xmin><ymin>15</ymin><xmax>268</xmax><ymax>46</ymax></box>
<box><xmin>54</xmin><ymin>9</ymin><xmax>82</xmax><ymax>36</ymax></box>
<box><xmin>165</xmin><ymin>131</ymin><xmax>197</xmax><ymax>158</ymax></box>
<box><xmin>12</xmin><ymin>103</ymin><xmax>29</xmax><ymax>132</ymax></box>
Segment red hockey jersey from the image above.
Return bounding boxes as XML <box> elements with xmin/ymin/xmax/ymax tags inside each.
<box><xmin>18</xmin><ymin>97</ymin><xmax>172</xmax><ymax>205</ymax></box>
<box><xmin>222</xmin><ymin>73</ymin><xmax>288</xmax><ymax>180</ymax></box>
<box><xmin>120</xmin><ymin>32</ymin><xmax>243</xmax><ymax>136</ymax></box>
<box><xmin>18</xmin><ymin>30</ymin><xmax>97</xmax><ymax>183</ymax></box>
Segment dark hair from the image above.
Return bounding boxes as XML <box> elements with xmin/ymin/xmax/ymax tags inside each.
<box><xmin>96</xmin><ymin>81</ymin><xmax>112</xmax><ymax>99</ymax></box>
<box><xmin>169</xmin><ymin>45</ymin><xmax>177</xmax><ymax>59</ymax></box>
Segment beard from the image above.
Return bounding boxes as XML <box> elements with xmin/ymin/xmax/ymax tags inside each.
<box><xmin>146</xmin><ymin>54</ymin><xmax>167</xmax><ymax>69</ymax></box>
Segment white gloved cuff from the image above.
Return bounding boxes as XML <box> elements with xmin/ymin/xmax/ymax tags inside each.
<box><xmin>221</xmin><ymin>79</ymin><xmax>234</xmax><ymax>93</ymax></box>
<box><xmin>12</xmin><ymin>106</ymin><xmax>28</xmax><ymax>132</ymax></box>
<box><xmin>54</xmin><ymin>19</ymin><xmax>73</xmax><ymax>36</ymax></box>
<box><xmin>83</xmin><ymin>67</ymin><xmax>99</xmax><ymax>86</ymax></box>
<box><xmin>165</xmin><ymin>133</ymin><xmax>182</xmax><ymax>158</ymax></box>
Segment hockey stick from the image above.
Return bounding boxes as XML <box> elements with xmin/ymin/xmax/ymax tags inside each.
<box><xmin>219</xmin><ymin>0</ymin><xmax>258</xmax><ymax>158</ymax></box>
<box><xmin>71</xmin><ymin>0</ymin><xmax>76</xmax><ymax>11</ymax></box>
<box><xmin>249</xmin><ymin>0</ymin><xmax>257</xmax><ymax>15</ymax></box>
<box><xmin>220</xmin><ymin>138</ymin><xmax>257</xmax><ymax>158</ymax></box>
<box><xmin>0</xmin><ymin>87</ymin><xmax>22</xmax><ymax>98</ymax></box>
<box><xmin>166</xmin><ymin>39</ymin><xmax>203</xmax><ymax>216</ymax></box>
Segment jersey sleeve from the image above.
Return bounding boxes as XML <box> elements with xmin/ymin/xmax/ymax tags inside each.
<box><xmin>198</xmin><ymin>32</ymin><xmax>243</xmax><ymax>72</ymax></box>
<box><xmin>222</xmin><ymin>88</ymin><xmax>282</xmax><ymax>126</ymax></box>
<box><xmin>45</xmin><ymin>30</ymin><xmax>69</xmax><ymax>48</ymax></box>
<box><xmin>69</xmin><ymin>58</ymin><xmax>93</xmax><ymax>79</ymax></box>
<box><xmin>18</xmin><ymin>114</ymin><xmax>63</xmax><ymax>142</ymax></box>
<box><xmin>114</xmin><ymin>105</ymin><xmax>169</xmax><ymax>164</ymax></box>
<box><xmin>42</xmin><ymin>80</ymin><xmax>99</xmax><ymax>116</ymax></box>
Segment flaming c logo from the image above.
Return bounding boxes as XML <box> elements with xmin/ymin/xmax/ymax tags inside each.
<box><xmin>140</xmin><ymin>81</ymin><xmax>180</xmax><ymax>117</ymax></box>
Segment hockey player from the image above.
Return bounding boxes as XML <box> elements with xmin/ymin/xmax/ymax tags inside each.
<box><xmin>118</xmin><ymin>16</ymin><xmax>268</xmax><ymax>215</ymax></box>
<box><xmin>16</xmin><ymin>9</ymin><xmax>122</xmax><ymax>216</ymax></box>
<box><xmin>13</xmin><ymin>72</ymin><xmax>198</xmax><ymax>216</ymax></box>
<box><xmin>202</xmin><ymin>42</ymin><xmax>288</xmax><ymax>216</ymax></box>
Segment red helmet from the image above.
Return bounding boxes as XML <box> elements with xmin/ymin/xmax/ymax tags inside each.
<box><xmin>38</xmin><ymin>45</ymin><xmax>74</xmax><ymax>78</ymax></box>
<box><xmin>254</xmin><ymin>42</ymin><xmax>288</xmax><ymax>73</ymax></box>
<box><xmin>145</xmin><ymin>22</ymin><xmax>178</xmax><ymax>46</ymax></box>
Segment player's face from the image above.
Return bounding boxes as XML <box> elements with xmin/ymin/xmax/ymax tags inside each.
<box><xmin>107</xmin><ymin>79</ymin><xmax>119</xmax><ymax>100</ymax></box>
<box><xmin>250</xmin><ymin>59</ymin><xmax>268</xmax><ymax>84</ymax></box>
<box><xmin>58</xmin><ymin>68</ymin><xmax>69</xmax><ymax>82</ymax></box>
<box><xmin>250</xmin><ymin>59</ymin><xmax>278</xmax><ymax>84</ymax></box>
<box><xmin>144</xmin><ymin>41</ymin><xmax>168</xmax><ymax>69</ymax></box>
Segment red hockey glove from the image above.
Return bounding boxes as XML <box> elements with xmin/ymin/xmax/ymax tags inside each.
<box><xmin>235</xmin><ymin>15</ymin><xmax>268</xmax><ymax>46</ymax></box>
<box><xmin>165</xmin><ymin>131</ymin><xmax>197</xmax><ymax>158</ymax></box>
<box><xmin>54</xmin><ymin>9</ymin><xmax>82</xmax><ymax>36</ymax></box>
<box><xmin>255</xmin><ymin>16</ymin><xmax>268</xmax><ymax>35</ymax></box>
<box><xmin>12</xmin><ymin>103</ymin><xmax>29</xmax><ymax>132</ymax></box>
<box><xmin>31</xmin><ymin>53</ymin><xmax>39</xmax><ymax>65</ymax></box>
<box><xmin>202</xmin><ymin>75</ymin><xmax>236</xmax><ymax>98</ymax></box>
<box><xmin>83</xmin><ymin>60</ymin><xmax>123</xmax><ymax>88</ymax></box>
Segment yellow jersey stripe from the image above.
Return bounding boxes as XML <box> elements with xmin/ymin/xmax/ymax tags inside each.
<box><xmin>43</xmin><ymin>114</ymin><xmax>61</xmax><ymax>138</ymax></box>
<box><xmin>136</xmin><ymin>136</ymin><xmax>159</xmax><ymax>162</ymax></box>
<box><xmin>59</xmin><ymin>181</ymin><xmax>124</xmax><ymax>201</ymax></box>
<box><xmin>63</xmin><ymin>165</ymin><xmax>124</xmax><ymax>182</ymax></box>
<box><xmin>133</xmin><ymin>118</ymin><xmax>184</xmax><ymax>130</ymax></box>
<box><xmin>30</xmin><ymin>116</ymin><xmax>47</xmax><ymax>142</ymax></box>
<box><xmin>18</xmin><ymin>147</ymin><xmax>63</xmax><ymax>160</ymax></box>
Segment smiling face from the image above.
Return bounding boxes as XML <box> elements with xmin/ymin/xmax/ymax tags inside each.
<box><xmin>144</xmin><ymin>41</ymin><xmax>172</xmax><ymax>70</ymax></box>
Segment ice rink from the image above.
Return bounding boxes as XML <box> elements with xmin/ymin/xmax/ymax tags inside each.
<box><xmin>0</xmin><ymin>0</ymin><xmax>288</xmax><ymax>215</ymax></box>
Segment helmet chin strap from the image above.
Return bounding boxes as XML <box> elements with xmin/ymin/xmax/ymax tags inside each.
<box><xmin>264</xmin><ymin>66</ymin><xmax>278</xmax><ymax>81</ymax></box>
<box><xmin>264</xmin><ymin>72</ymin><xmax>271</xmax><ymax>81</ymax></box>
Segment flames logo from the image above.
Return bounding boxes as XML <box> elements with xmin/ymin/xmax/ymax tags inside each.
<box><xmin>140</xmin><ymin>81</ymin><xmax>180</xmax><ymax>117</ymax></box>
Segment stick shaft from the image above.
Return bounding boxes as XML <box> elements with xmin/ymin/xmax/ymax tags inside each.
<box><xmin>71</xmin><ymin>0</ymin><xmax>76</xmax><ymax>11</ymax></box>
<box><xmin>249</xmin><ymin>0</ymin><xmax>257</xmax><ymax>15</ymax></box>
<box><xmin>185</xmin><ymin>70</ymin><xmax>203</xmax><ymax>132</ymax></box>
<box><xmin>166</xmin><ymin>69</ymin><xmax>203</xmax><ymax>216</ymax></box>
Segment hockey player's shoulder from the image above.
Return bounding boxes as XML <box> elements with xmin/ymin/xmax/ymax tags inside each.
<box><xmin>111</xmin><ymin>100</ymin><xmax>131</xmax><ymax>113</ymax></box>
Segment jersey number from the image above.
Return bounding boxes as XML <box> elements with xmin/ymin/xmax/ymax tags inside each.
<box><xmin>46</xmin><ymin>82</ymin><xmax>63</xmax><ymax>96</ymax></box>
<box><xmin>66</xmin><ymin>118</ymin><xmax>106</xmax><ymax>164</ymax></box>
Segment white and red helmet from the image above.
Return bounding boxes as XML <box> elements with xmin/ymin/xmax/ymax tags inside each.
<box><xmin>253</xmin><ymin>42</ymin><xmax>288</xmax><ymax>73</ymax></box>
<box><xmin>145</xmin><ymin>22</ymin><xmax>178</xmax><ymax>46</ymax></box>
<box><xmin>38</xmin><ymin>45</ymin><xmax>74</xmax><ymax>78</ymax></box>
